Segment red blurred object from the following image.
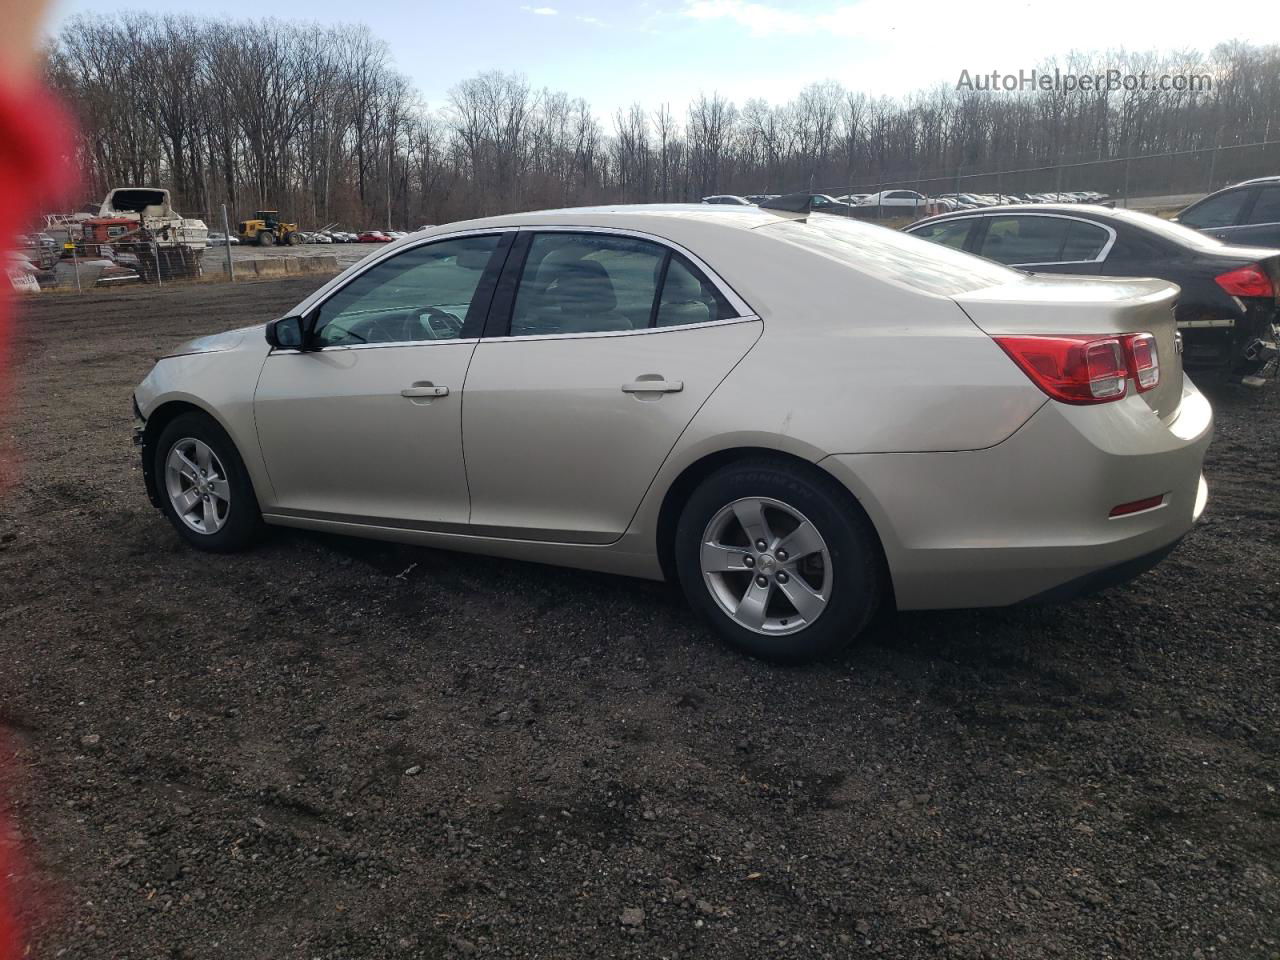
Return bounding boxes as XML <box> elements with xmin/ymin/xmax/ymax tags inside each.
<box><xmin>0</xmin><ymin>81</ymin><xmax>76</xmax><ymax>960</ymax></box>
<box><xmin>0</xmin><ymin>83</ymin><xmax>76</xmax><ymax>412</ymax></box>
<box><xmin>0</xmin><ymin>797</ymin><xmax>21</xmax><ymax>960</ymax></box>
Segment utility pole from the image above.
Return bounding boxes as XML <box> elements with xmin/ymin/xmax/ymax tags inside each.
<box><xmin>221</xmin><ymin>204</ymin><xmax>235</xmax><ymax>282</ymax></box>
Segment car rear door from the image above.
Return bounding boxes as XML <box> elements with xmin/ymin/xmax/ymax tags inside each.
<box><xmin>254</xmin><ymin>231</ymin><xmax>511</xmax><ymax>526</ymax></box>
<box><xmin>460</xmin><ymin>229</ymin><xmax>761</xmax><ymax>544</ymax></box>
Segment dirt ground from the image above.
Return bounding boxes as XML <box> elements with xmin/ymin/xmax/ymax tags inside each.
<box><xmin>1</xmin><ymin>276</ymin><xmax>1277</xmax><ymax>960</ymax></box>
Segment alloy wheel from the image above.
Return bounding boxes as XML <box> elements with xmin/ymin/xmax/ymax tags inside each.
<box><xmin>699</xmin><ymin>496</ymin><xmax>833</xmax><ymax>636</ymax></box>
<box><xmin>164</xmin><ymin>437</ymin><xmax>231</xmax><ymax>535</ymax></box>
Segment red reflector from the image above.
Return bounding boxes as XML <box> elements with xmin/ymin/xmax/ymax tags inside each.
<box><xmin>1215</xmin><ymin>263</ymin><xmax>1274</xmax><ymax>299</ymax></box>
<box><xmin>993</xmin><ymin>335</ymin><xmax>1127</xmax><ymax>404</ymax></box>
<box><xmin>1109</xmin><ymin>495</ymin><xmax>1165</xmax><ymax>517</ymax></box>
<box><xmin>1123</xmin><ymin>332</ymin><xmax>1160</xmax><ymax>392</ymax></box>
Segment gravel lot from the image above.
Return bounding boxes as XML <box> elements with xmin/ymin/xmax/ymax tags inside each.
<box><xmin>1</xmin><ymin>277</ymin><xmax>1277</xmax><ymax>960</ymax></box>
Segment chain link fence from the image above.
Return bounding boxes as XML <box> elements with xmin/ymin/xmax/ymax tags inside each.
<box><xmin>813</xmin><ymin>138</ymin><xmax>1280</xmax><ymax>221</ymax></box>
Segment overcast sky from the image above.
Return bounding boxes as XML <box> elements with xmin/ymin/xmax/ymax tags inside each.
<box><xmin>46</xmin><ymin>0</ymin><xmax>1278</xmax><ymax>117</ymax></box>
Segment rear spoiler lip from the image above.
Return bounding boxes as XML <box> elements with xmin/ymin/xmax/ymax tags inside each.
<box><xmin>951</xmin><ymin>277</ymin><xmax>1180</xmax><ymax>338</ymax></box>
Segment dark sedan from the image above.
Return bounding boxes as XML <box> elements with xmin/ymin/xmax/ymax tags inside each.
<box><xmin>1173</xmin><ymin>176</ymin><xmax>1280</xmax><ymax>248</ymax></box>
<box><xmin>905</xmin><ymin>205</ymin><xmax>1280</xmax><ymax>379</ymax></box>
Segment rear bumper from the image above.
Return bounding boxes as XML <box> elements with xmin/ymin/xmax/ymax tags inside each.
<box><xmin>820</xmin><ymin>378</ymin><xmax>1213</xmax><ymax>610</ymax></box>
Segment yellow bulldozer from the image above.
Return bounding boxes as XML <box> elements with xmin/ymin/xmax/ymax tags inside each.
<box><xmin>237</xmin><ymin>210</ymin><xmax>301</xmax><ymax>247</ymax></box>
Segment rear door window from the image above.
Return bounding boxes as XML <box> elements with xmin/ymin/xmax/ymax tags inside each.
<box><xmin>1060</xmin><ymin>220</ymin><xmax>1111</xmax><ymax>261</ymax></box>
<box><xmin>508</xmin><ymin>233</ymin><xmax>737</xmax><ymax>336</ymax></box>
<box><xmin>979</xmin><ymin>216</ymin><xmax>1070</xmax><ymax>265</ymax></box>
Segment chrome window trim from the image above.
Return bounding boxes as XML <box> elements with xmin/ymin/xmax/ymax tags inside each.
<box><xmin>491</xmin><ymin>224</ymin><xmax>758</xmax><ymax>340</ymax></box>
<box><xmin>267</xmin><ymin>337</ymin><xmax>481</xmax><ymax>356</ymax></box>
<box><xmin>483</xmin><ymin>314</ymin><xmax>761</xmax><ymax>345</ymax></box>
<box><xmin>910</xmin><ymin>212</ymin><xmax>1117</xmax><ymax>265</ymax></box>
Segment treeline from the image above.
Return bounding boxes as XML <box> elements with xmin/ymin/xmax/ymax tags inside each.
<box><xmin>45</xmin><ymin>13</ymin><xmax>1280</xmax><ymax>229</ymax></box>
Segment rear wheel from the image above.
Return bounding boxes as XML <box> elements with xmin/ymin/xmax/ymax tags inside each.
<box><xmin>257</xmin><ymin>230</ymin><xmax>275</xmax><ymax>247</ymax></box>
<box><xmin>675</xmin><ymin>459</ymin><xmax>882</xmax><ymax>663</ymax></box>
<box><xmin>154</xmin><ymin>412</ymin><xmax>263</xmax><ymax>552</ymax></box>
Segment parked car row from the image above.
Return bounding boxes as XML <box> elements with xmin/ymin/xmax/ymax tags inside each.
<box><xmin>704</xmin><ymin>190</ymin><xmax>1111</xmax><ymax>213</ymax></box>
<box><xmin>189</xmin><ymin>227</ymin><xmax>429</xmax><ymax>246</ymax></box>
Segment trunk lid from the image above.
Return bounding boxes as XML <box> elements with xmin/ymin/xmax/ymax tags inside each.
<box><xmin>953</xmin><ymin>274</ymin><xmax>1183</xmax><ymax>421</ymax></box>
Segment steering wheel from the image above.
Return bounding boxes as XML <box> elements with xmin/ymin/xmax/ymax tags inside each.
<box><xmin>419</xmin><ymin>306</ymin><xmax>464</xmax><ymax>339</ymax></box>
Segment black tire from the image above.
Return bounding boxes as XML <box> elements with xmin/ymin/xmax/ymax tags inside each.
<box><xmin>674</xmin><ymin>459</ymin><xmax>882</xmax><ymax>663</ymax></box>
<box><xmin>257</xmin><ymin>230</ymin><xmax>275</xmax><ymax>247</ymax></box>
<box><xmin>154</xmin><ymin>411</ymin><xmax>264</xmax><ymax>552</ymax></box>
<box><xmin>286</xmin><ymin>231</ymin><xmax>302</xmax><ymax>246</ymax></box>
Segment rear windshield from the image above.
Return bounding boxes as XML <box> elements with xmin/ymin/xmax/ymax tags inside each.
<box><xmin>1106</xmin><ymin>207</ymin><xmax>1227</xmax><ymax>251</ymax></box>
<box><xmin>762</xmin><ymin>214</ymin><xmax>1018</xmax><ymax>295</ymax></box>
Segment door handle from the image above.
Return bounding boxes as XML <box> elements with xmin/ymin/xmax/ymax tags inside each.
<box><xmin>621</xmin><ymin>379</ymin><xmax>683</xmax><ymax>394</ymax></box>
<box><xmin>401</xmin><ymin>383</ymin><xmax>449</xmax><ymax>398</ymax></box>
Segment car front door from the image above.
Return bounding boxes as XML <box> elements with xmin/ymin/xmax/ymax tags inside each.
<box><xmin>254</xmin><ymin>231</ymin><xmax>510</xmax><ymax>526</ymax></box>
<box><xmin>460</xmin><ymin>229</ymin><xmax>762</xmax><ymax>544</ymax></box>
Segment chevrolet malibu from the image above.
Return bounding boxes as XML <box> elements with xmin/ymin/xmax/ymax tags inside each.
<box><xmin>133</xmin><ymin>205</ymin><xmax>1213</xmax><ymax>662</ymax></box>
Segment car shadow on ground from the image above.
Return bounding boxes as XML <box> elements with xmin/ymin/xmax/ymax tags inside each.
<box><xmin>277</xmin><ymin>522</ymin><xmax>1117</xmax><ymax>683</ymax></box>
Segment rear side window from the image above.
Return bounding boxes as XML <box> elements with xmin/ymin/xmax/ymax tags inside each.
<box><xmin>655</xmin><ymin>255</ymin><xmax>735</xmax><ymax>327</ymax></box>
<box><xmin>1060</xmin><ymin>220</ymin><xmax>1111</xmax><ymax>261</ymax></box>
<box><xmin>911</xmin><ymin>218</ymin><xmax>975</xmax><ymax>251</ymax></box>
<box><xmin>509</xmin><ymin>233</ymin><xmax>736</xmax><ymax>336</ymax></box>
<box><xmin>1179</xmin><ymin>189</ymin><xmax>1248</xmax><ymax>229</ymax></box>
<box><xmin>1247</xmin><ymin>186</ymin><xmax>1280</xmax><ymax>225</ymax></box>
<box><xmin>980</xmin><ymin>216</ymin><xmax>1070</xmax><ymax>264</ymax></box>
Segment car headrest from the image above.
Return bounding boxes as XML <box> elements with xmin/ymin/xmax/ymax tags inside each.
<box><xmin>663</xmin><ymin>263</ymin><xmax>704</xmax><ymax>302</ymax></box>
<box><xmin>551</xmin><ymin>259</ymin><xmax>616</xmax><ymax>313</ymax></box>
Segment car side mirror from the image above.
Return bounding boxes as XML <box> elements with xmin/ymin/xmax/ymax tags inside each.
<box><xmin>266</xmin><ymin>314</ymin><xmax>310</xmax><ymax>350</ymax></box>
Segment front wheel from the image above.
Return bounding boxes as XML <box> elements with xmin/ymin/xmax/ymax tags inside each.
<box><xmin>675</xmin><ymin>460</ymin><xmax>882</xmax><ymax>663</ymax></box>
<box><xmin>154</xmin><ymin>412</ymin><xmax>263</xmax><ymax>552</ymax></box>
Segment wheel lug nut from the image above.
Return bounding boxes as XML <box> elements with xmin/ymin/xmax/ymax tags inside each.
<box><xmin>755</xmin><ymin>575</ymin><xmax>768</xmax><ymax>588</ymax></box>
<box><xmin>743</xmin><ymin>555</ymin><xmax>755</xmax><ymax>568</ymax></box>
<box><xmin>776</xmin><ymin>549</ymin><xmax>788</xmax><ymax>562</ymax></box>
<box><xmin>755</xmin><ymin>539</ymin><xmax>768</xmax><ymax>551</ymax></box>
<box><xmin>776</xmin><ymin>571</ymin><xmax>790</xmax><ymax>584</ymax></box>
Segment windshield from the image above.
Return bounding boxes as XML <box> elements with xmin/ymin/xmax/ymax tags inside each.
<box><xmin>762</xmin><ymin>214</ymin><xmax>1019</xmax><ymax>295</ymax></box>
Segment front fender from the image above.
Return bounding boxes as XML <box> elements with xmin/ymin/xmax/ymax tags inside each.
<box><xmin>134</xmin><ymin>348</ymin><xmax>274</xmax><ymax>507</ymax></box>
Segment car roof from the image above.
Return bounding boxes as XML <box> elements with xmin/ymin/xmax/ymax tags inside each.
<box><xmin>415</xmin><ymin>204</ymin><xmax>793</xmax><ymax>238</ymax></box>
<box><xmin>1236</xmin><ymin>175</ymin><xmax>1280</xmax><ymax>186</ymax></box>
<box><xmin>908</xmin><ymin>203</ymin><xmax>1117</xmax><ymax>229</ymax></box>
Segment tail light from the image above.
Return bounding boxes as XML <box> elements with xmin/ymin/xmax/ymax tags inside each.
<box><xmin>1215</xmin><ymin>263</ymin><xmax>1274</xmax><ymax>299</ymax></box>
<box><xmin>994</xmin><ymin>335</ymin><xmax>1128</xmax><ymax>404</ymax></box>
<box><xmin>1123</xmin><ymin>332</ymin><xmax>1160</xmax><ymax>392</ymax></box>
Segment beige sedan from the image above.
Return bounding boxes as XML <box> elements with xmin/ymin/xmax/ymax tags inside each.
<box><xmin>133</xmin><ymin>205</ymin><xmax>1212</xmax><ymax>661</ymax></box>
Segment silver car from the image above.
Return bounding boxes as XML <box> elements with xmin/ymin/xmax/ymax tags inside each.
<box><xmin>133</xmin><ymin>206</ymin><xmax>1212</xmax><ymax>662</ymax></box>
